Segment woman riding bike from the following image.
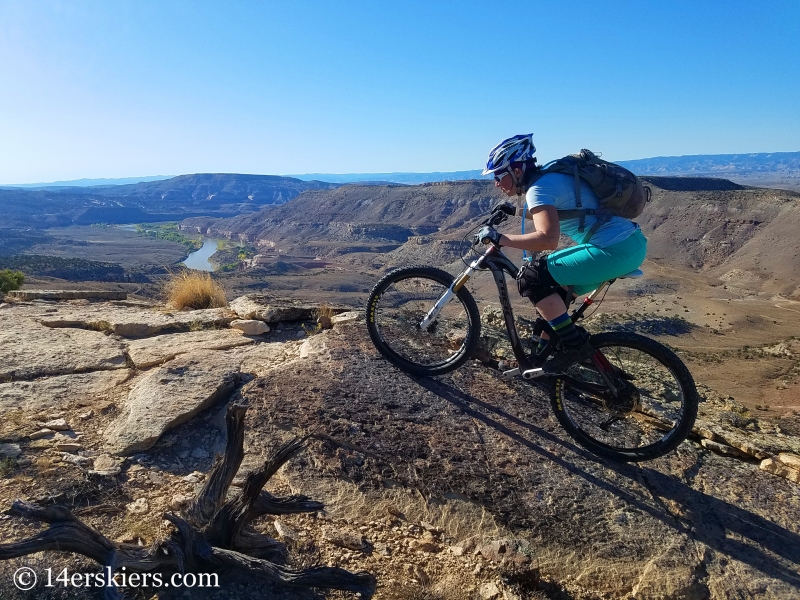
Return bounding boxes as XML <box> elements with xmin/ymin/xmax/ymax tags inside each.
<box><xmin>476</xmin><ymin>133</ymin><xmax>648</xmax><ymax>375</ymax></box>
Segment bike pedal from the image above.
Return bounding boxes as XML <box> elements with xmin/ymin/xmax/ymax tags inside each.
<box><xmin>502</xmin><ymin>368</ymin><xmax>520</xmax><ymax>378</ymax></box>
<box><xmin>521</xmin><ymin>367</ymin><xmax>545</xmax><ymax>379</ymax></box>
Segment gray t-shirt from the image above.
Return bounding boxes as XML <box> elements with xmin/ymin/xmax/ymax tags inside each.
<box><xmin>525</xmin><ymin>172</ymin><xmax>638</xmax><ymax>248</ymax></box>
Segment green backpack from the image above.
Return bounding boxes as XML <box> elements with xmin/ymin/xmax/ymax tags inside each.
<box><xmin>530</xmin><ymin>149</ymin><xmax>652</xmax><ymax>242</ymax></box>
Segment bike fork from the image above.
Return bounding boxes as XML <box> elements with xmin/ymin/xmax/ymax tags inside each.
<box><xmin>418</xmin><ymin>256</ymin><xmax>484</xmax><ymax>330</ymax></box>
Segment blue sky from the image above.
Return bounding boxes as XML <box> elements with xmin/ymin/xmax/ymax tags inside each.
<box><xmin>1</xmin><ymin>0</ymin><xmax>798</xmax><ymax>183</ymax></box>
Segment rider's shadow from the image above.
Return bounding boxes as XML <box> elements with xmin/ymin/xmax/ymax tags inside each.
<box><xmin>416</xmin><ymin>376</ymin><xmax>800</xmax><ymax>590</ymax></box>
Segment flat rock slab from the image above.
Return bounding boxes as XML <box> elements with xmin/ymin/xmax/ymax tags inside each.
<box><xmin>229</xmin><ymin>294</ymin><xmax>350</xmax><ymax>323</ymax></box>
<box><xmin>33</xmin><ymin>304</ymin><xmax>237</xmax><ymax>338</ymax></box>
<box><xmin>126</xmin><ymin>329</ymin><xmax>254</xmax><ymax>369</ymax></box>
<box><xmin>104</xmin><ymin>349</ymin><xmax>242</xmax><ymax>455</ymax></box>
<box><xmin>0</xmin><ymin>317</ymin><xmax>128</xmax><ymax>380</ymax></box>
<box><xmin>7</xmin><ymin>290</ymin><xmax>127</xmax><ymax>301</ymax></box>
<box><xmin>0</xmin><ymin>369</ymin><xmax>133</xmax><ymax>413</ymax></box>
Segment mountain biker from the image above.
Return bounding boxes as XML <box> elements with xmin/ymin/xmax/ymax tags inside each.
<box><xmin>476</xmin><ymin>133</ymin><xmax>648</xmax><ymax>374</ymax></box>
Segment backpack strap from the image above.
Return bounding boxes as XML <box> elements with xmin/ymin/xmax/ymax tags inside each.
<box><xmin>581</xmin><ymin>213</ymin><xmax>611</xmax><ymax>244</ymax></box>
<box><xmin>571</xmin><ymin>164</ymin><xmax>585</xmax><ymax>233</ymax></box>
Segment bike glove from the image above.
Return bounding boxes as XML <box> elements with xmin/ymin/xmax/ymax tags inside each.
<box><xmin>475</xmin><ymin>226</ymin><xmax>502</xmax><ymax>246</ymax></box>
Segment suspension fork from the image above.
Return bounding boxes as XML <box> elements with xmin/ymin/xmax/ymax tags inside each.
<box><xmin>418</xmin><ymin>253</ymin><xmax>486</xmax><ymax>330</ymax></box>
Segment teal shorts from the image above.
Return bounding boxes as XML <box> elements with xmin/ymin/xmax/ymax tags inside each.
<box><xmin>546</xmin><ymin>229</ymin><xmax>647</xmax><ymax>295</ymax></box>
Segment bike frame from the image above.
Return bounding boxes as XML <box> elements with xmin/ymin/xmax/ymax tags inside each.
<box><xmin>422</xmin><ymin>243</ymin><xmax>622</xmax><ymax>386</ymax></box>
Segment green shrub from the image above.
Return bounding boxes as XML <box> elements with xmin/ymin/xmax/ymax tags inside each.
<box><xmin>0</xmin><ymin>269</ymin><xmax>24</xmax><ymax>293</ymax></box>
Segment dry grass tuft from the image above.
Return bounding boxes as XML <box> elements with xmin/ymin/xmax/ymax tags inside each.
<box><xmin>313</xmin><ymin>303</ymin><xmax>336</xmax><ymax>321</ymax></box>
<box><xmin>164</xmin><ymin>270</ymin><xmax>227</xmax><ymax>310</ymax></box>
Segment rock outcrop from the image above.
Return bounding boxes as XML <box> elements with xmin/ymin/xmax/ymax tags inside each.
<box><xmin>0</xmin><ymin>296</ymin><xmax>798</xmax><ymax>599</ymax></box>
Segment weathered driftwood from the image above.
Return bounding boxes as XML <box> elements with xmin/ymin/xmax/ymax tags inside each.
<box><xmin>0</xmin><ymin>403</ymin><xmax>376</xmax><ymax>599</ymax></box>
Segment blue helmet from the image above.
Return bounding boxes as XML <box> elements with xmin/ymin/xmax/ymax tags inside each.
<box><xmin>482</xmin><ymin>134</ymin><xmax>536</xmax><ymax>175</ymax></box>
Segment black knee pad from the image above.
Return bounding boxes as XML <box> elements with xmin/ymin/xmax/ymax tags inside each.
<box><xmin>516</xmin><ymin>258</ymin><xmax>569</xmax><ymax>304</ymax></box>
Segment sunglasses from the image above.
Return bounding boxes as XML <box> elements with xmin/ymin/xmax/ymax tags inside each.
<box><xmin>493</xmin><ymin>170</ymin><xmax>509</xmax><ymax>183</ymax></box>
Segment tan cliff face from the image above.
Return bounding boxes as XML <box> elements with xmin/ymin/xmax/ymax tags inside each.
<box><xmin>182</xmin><ymin>179</ymin><xmax>800</xmax><ymax>298</ymax></box>
<box><xmin>0</xmin><ymin>294</ymin><xmax>799</xmax><ymax>599</ymax></box>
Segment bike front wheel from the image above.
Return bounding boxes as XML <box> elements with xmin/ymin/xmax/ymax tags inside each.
<box><xmin>366</xmin><ymin>266</ymin><xmax>481</xmax><ymax>377</ymax></box>
<box><xmin>550</xmin><ymin>331</ymin><xmax>699</xmax><ymax>462</ymax></box>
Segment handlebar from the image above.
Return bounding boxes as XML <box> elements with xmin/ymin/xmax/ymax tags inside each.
<box><xmin>484</xmin><ymin>202</ymin><xmax>516</xmax><ymax>227</ymax></box>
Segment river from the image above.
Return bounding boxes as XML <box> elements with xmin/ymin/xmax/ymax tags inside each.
<box><xmin>183</xmin><ymin>238</ymin><xmax>219</xmax><ymax>271</ymax></box>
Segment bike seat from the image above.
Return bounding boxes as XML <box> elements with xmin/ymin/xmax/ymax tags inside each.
<box><xmin>618</xmin><ymin>269</ymin><xmax>643</xmax><ymax>279</ymax></box>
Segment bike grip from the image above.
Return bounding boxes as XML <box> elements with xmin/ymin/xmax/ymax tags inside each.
<box><xmin>495</xmin><ymin>203</ymin><xmax>516</xmax><ymax>216</ymax></box>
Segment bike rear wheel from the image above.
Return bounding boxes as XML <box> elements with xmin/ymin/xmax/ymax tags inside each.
<box><xmin>550</xmin><ymin>331</ymin><xmax>698</xmax><ymax>462</ymax></box>
<box><xmin>366</xmin><ymin>266</ymin><xmax>481</xmax><ymax>377</ymax></box>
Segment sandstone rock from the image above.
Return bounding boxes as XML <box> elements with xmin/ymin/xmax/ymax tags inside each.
<box><xmin>29</xmin><ymin>429</ymin><xmax>55</xmax><ymax>440</ymax></box>
<box><xmin>700</xmin><ymin>438</ymin><xmax>751</xmax><ymax>458</ymax></box>
<box><xmin>326</xmin><ymin>531</ymin><xmax>367</xmax><ymax>551</ymax></box>
<box><xmin>760</xmin><ymin>457</ymin><xmax>800</xmax><ymax>483</ymax></box>
<box><xmin>0</xmin><ymin>369</ymin><xmax>132</xmax><ymax>414</ymax></box>
<box><xmin>0</xmin><ymin>317</ymin><xmax>127</xmax><ymax>380</ymax></box>
<box><xmin>230</xmin><ymin>294</ymin><xmax>346</xmax><ymax>323</ymax></box>
<box><xmin>43</xmin><ymin>418</ymin><xmax>70</xmax><ymax>431</ymax></box>
<box><xmin>777</xmin><ymin>453</ymin><xmax>800</xmax><ymax>469</ymax></box>
<box><xmin>317</xmin><ymin>315</ymin><xmax>333</xmax><ymax>329</ymax></box>
<box><xmin>299</xmin><ymin>336</ymin><xmax>328</xmax><ymax>359</ymax></box>
<box><xmin>104</xmin><ymin>350</ymin><xmax>241</xmax><ymax>455</ymax></box>
<box><xmin>35</xmin><ymin>304</ymin><xmax>236</xmax><ymax>338</ymax></box>
<box><xmin>127</xmin><ymin>498</ymin><xmax>149</xmax><ymax>514</ymax></box>
<box><xmin>56</xmin><ymin>443</ymin><xmax>82</xmax><ymax>453</ymax></box>
<box><xmin>331</xmin><ymin>311</ymin><xmax>362</xmax><ymax>326</ymax></box>
<box><xmin>479</xmin><ymin>582</ymin><xmax>501</xmax><ymax>600</ymax></box>
<box><xmin>92</xmin><ymin>454</ymin><xmax>122</xmax><ymax>473</ymax></box>
<box><xmin>230</xmin><ymin>319</ymin><xmax>270</xmax><ymax>335</ymax></box>
<box><xmin>126</xmin><ymin>330</ymin><xmax>254</xmax><ymax>369</ymax></box>
<box><xmin>0</xmin><ymin>443</ymin><xmax>22</xmax><ymax>458</ymax></box>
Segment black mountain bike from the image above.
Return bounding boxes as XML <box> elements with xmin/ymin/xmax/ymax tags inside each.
<box><xmin>366</xmin><ymin>204</ymin><xmax>699</xmax><ymax>462</ymax></box>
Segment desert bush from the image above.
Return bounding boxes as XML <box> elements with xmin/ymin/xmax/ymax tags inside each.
<box><xmin>164</xmin><ymin>270</ymin><xmax>227</xmax><ymax>310</ymax></box>
<box><xmin>0</xmin><ymin>269</ymin><xmax>24</xmax><ymax>293</ymax></box>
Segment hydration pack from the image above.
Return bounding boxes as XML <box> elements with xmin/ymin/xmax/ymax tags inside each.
<box><xmin>530</xmin><ymin>149</ymin><xmax>652</xmax><ymax>242</ymax></box>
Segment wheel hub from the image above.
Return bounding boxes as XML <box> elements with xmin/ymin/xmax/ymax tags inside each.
<box><xmin>605</xmin><ymin>380</ymin><xmax>640</xmax><ymax>413</ymax></box>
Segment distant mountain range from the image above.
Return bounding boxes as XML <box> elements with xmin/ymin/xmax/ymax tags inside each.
<box><xmin>2</xmin><ymin>175</ymin><xmax>174</xmax><ymax>189</ymax></box>
<box><xmin>0</xmin><ymin>174</ymin><xmax>337</xmax><ymax>230</ymax></box>
<box><xmin>290</xmin><ymin>151</ymin><xmax>800</xmax><ymax>184</ymax></box>
<box><xmin>1</xmin><ymin>151</ymin><xmax>798</xmax><ymax>232</ymax></box>
<box><xmin>5</xmin><ymin>151</ymin><xmax>798</xmax><ymax>190</ymax></box>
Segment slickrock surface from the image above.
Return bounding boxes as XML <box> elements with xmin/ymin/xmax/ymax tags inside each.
<box><xmin>0</xmin><ymin>317</ymin><xmax>128</xmax><ymax>380</ymax></box>
<box><xmin>230</xmin><ymin>293</ymin><xmax>349</xmax><ymax>323</ymax></box>
<box><xmin>0</xmin><ymin>369</ymin><xmax>133</xmax><ymax>412</ymax></box>
<box><xmin>7</xmin><ymin>301</ymin><xmax>237</xmax><ymax>338</ymax></box>
<box><xmin>0</xmin><ymin>297</ymin><xmax>798</xmax><ymax>600</ymax></box>
<box><xmin>104</xmin><ymin>349</ymin><xmax>244</xmax><ymax>455</ymax></box>
<box><xmin>126</xmin><ymin>329</ymin><xmax>255</xmax><ymax>369</ymax></box>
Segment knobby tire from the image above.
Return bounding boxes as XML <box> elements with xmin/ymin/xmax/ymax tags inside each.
<box><xmin>549</xmin><ymin>331</ymin><xmax>699</xmax><ymax>462</ymax></box>
<box><xmin>366</xmin><ymin>266</ymin><xmax>481</xmax><ymax>377</ymax></box>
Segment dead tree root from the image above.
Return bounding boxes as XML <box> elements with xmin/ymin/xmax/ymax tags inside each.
<box><xmin>0</xmin><ymin>403</ymin><xmax>376</xmax><ymax>598</ymax></box>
